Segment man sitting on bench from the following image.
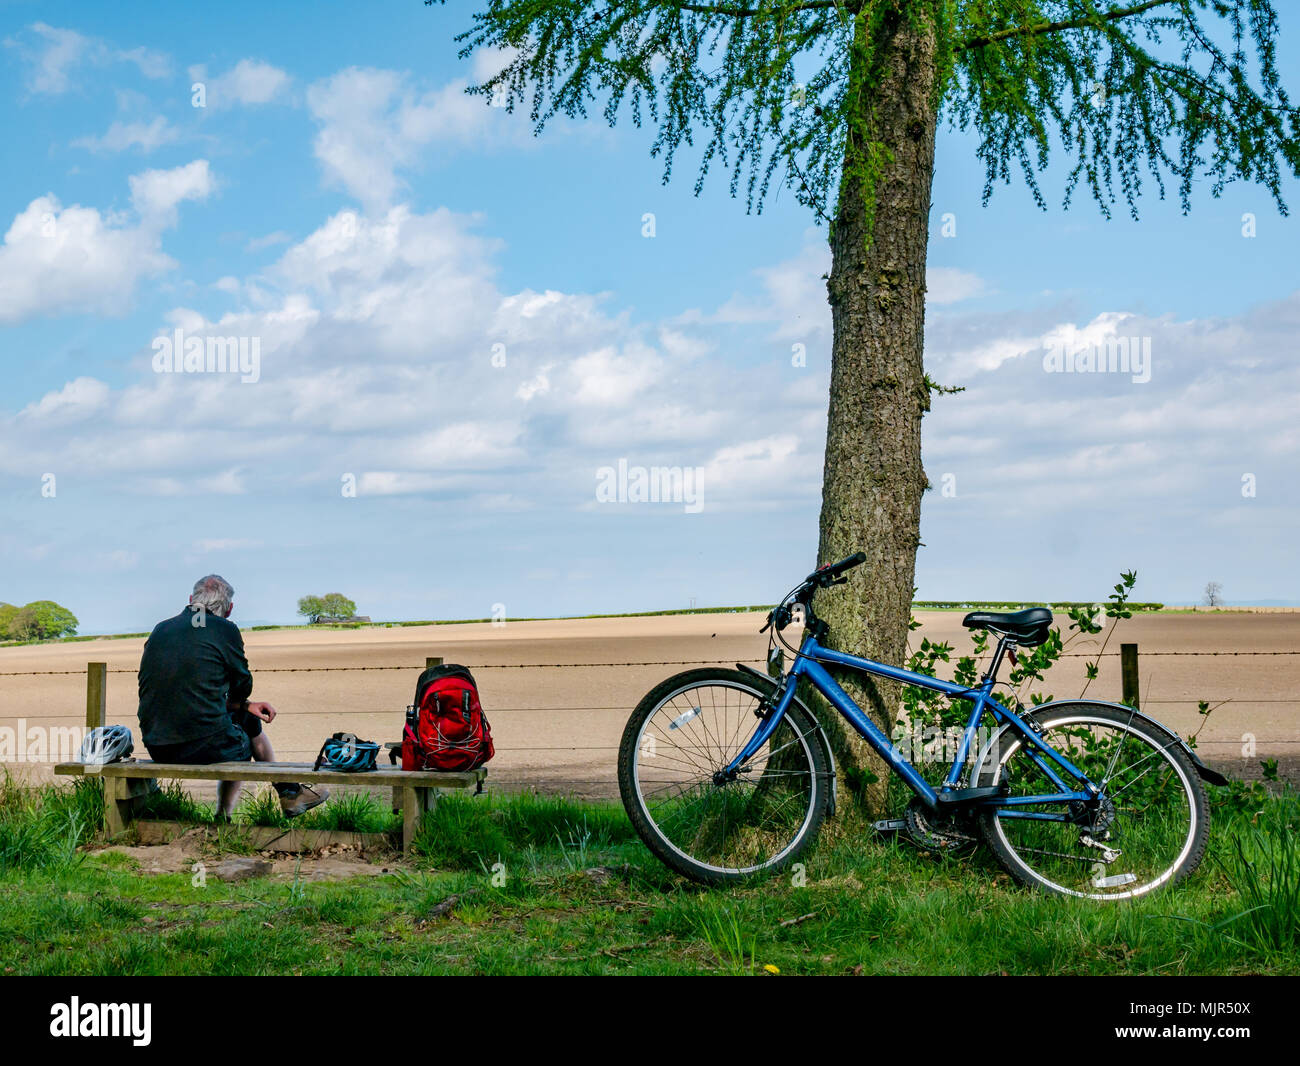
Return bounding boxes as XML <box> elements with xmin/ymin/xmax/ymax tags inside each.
<box><xmin>137</xmin><ymin>574</ymin><xmax>328</xmax><ymax>820</ymax></box>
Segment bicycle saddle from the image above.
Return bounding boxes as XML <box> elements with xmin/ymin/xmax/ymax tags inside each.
<box><xmin>961</xmin><ymin>607</ymin><xmax>1053</xmax><ymax>646</ymax></box>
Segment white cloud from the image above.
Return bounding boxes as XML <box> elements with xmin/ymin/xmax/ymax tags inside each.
<box><xmin>73</xmin><ymin>116</ymin><xmax>179</xmax><ymax>154</ymax></box>
<box><xmin>195</xmin><ymin>58</ymin><xmax>291</xmax><ymax>108</ymax></box>
<box><xmin>928</xmin><ymin>267</ymin><xmax>986</xmax><ymax>305</ymax></box>
<box><xmin>117</xmin><ymin>46</ymin><xmax>170</xmax><ymax>80</ymax></box>
<box><xmin>0</xmin><ymin>162</ymin><xmax>213</xmax><ymax>323</ymax></box>
<box><xmin>246</xmin><ymin>230</ymin><xmax>293</xmax><ymax>252</ymax></box>
<box><xmin>0</xmin><ymin>198</ymin><xmax>169</xmax><ymax>323</ymax></box>
<box><xmin>193</xmin><ymin>538</ymin><xmax>260</xmax><ymax>552</ymax></box>
<box><xmin>15</xmin><ymin>22</ymin><xmax>92</xmax><ymax>94</ymax></box>
<box><xmin>305</xmin><ymin>67</ymin><xmax>505</xmax><ymax>210</ymax></box>
<box><xmin>129</xmin><ymin>159</ymin><xmax>215</xmax><ymax>227</ymax></box>
<box><xmin>3</xmin><ymin>200</ymin><xmax>1295</xmax><ymax>600</ymax></box>
<box><xmin>704</xmin><ymin>234</ymin><xmax>988</xmax><ymax>342</ymax></box>
<box><xmin>569</xmin><ymin>347</ymin><xmax>664</xmax><ymax>406</ymax></box>
<box><xmin>10</xmin><ymin>22</ymin><xmax>169</xmax><ymax>95</ymax></box>
<box><xmin>18</xmin><ymin>377</ymin><xmax>110</xmax><ymax>420</ymax></box>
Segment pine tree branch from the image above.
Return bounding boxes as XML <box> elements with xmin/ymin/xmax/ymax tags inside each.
<box><xmin>958</xmin><ymin>0</ymin><xmax>1181</xmax><ymax>52</ymax></box>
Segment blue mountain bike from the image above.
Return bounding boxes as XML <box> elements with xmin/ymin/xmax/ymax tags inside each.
<box><xmin>618</xmin><ymin>553</ymin><xmax>1224</xmax><ymax>899</ymax></box>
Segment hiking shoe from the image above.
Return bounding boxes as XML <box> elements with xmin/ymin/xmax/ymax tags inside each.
<box><xmin>279</xmin><ymin>784</ymin><xmax>329</xmax><ymax>818</ymax></box>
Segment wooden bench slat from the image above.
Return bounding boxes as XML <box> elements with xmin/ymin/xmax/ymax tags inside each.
<box><xmin>54</xmin><ymin>760</ymin><xmax>484</xmax><ymax>789</ymax></box>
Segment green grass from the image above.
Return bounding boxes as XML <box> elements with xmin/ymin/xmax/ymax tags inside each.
<box><xmin>297</xmin><ymin>791</ymin><xmax>400</xmax><ymax>834</ymax></box>
<box><xmin>0</xmin><ymin>779</ymin><xmax>1296</xmax><ymax>975</ymax></box>
<box><xmin>139</xmin><ymin>784</ymin><xmax>404</xmax><ymax>835</ymax></box>
<box><xmin>137</xmin><ymin>782</ymin><xmax>216</xmax><ymax>824</ymax></box>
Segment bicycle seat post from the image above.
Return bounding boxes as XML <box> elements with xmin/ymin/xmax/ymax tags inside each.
<box><xmin>983</xmin><ymin>634</ymin><xmax>1017</xmax><ymax>684</ymax></box>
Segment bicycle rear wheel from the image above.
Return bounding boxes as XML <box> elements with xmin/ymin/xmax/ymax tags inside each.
<box><xmin>618</xmin><ymin>669</ymin><xmax>829</xmax><ymax>883</ymax></box>
<box><xmin>975</xmin><ymin>703</ymin><xmax>1208</xmax><ymax>899</ymax></box>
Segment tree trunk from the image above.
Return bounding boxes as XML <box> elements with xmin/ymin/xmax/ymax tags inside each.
<box><xmin>815</xmin><ymin>8</ymin><xmax>939</xmax><ymax>815</ymax></box>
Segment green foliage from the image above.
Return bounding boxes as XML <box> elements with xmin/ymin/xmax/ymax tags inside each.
<box><xmin>0</xmin><ymin>599</ymin><xmax>78</xmax><ymax>641</ymax></box>
<box><xmin>297</xmin><ymin>593</ymin><xmax>358</xmax><ymax>622</ymax></box>
<box><xmin>697</xmin><ymin>904</ymin><xmax>758</xmax><ymax>974</ymax></box>
<box><xmin>298</xmin><ymin>792</ymin><xmax>400</xmax><ymax>834</ymax></box>
<box><xmin>889</xmin><ymin>569</ymin><xmax>1148</xmax><ymax>808</ymax></box>
<box><xmin>444</xmin><ymin>1</ymin><xmax>1300</xmax><ymax>228</ymax></box>
<box><xmin>296</xmin><ymin>595</ymin><xmax>325</xmax><ymax>623</ymax></box>
<box><xmin>321</xmin><ymin>592</ymin><xmax>357</xmax><ymax>619</ymax></box>
<box><xmin>949</xmin><ymin>1</ymin><xmax>1300</xmax><ymax>218</ymax></box>
<box><xmin>413</xmin><ymin>791</ymin><xmax>636</xmax><ymax>869</ymax></box>
<box><xmin>0</xmin><ymin>775</ymin><xmax>99</xmax><ymax>872</ymax></box>
<box><xmin>137</xmin><ymin>783</ymin><xmax>215</xmax><ymax>824</ymax></box>
<box><xmin>238</xmin><ymin>788</ymin><xmax>289</xmax><ymax>828</ymax></box>
<box><xmin>1215</xmin><ymin>793</ymin><xmax>1300</xmax><ymax>954</ymax></box>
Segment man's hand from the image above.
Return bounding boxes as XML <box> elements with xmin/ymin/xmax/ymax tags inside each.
<box><xmin>247</xmin><ymin>701</ymin><xmax>277</xmax><ymax>723</ymax></box>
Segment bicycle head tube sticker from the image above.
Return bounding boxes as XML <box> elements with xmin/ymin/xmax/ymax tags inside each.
<box><xmin>1092</xmin><ymin>872</ymin><xmax>1138</xmax><ymax>889</ymax></box>
<box><xmin>669</xmin><ymin>706</ymin><xmax>703</xmax><ymax>730</ymax></box>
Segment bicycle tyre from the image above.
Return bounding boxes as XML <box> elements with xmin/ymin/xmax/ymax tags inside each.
<box><xmin>617</xmin><ymin>668</ymin><xmax>829</xmax><ymax>884</ymax></box>
<box><xmin>975</xmin><ymin>702</ymin><xmax>1209</xmax><ymax>899</ymax></box>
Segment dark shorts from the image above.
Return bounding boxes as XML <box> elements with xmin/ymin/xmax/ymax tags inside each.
<box><xmin>147</xmin><ymin>710</ymin><xmax>260</xmax><ymax>764</ymax></box>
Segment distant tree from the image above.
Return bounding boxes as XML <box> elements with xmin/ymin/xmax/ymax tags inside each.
<box><xmin>8</xmin><ymin>601</ymin><xmax>78</xmax><ymax>640</ymax></box>
<box><xmin>1203</xmin><ymin>581</ymin><xmax>1224</xmax><ymax>608</ymax></box>
<box><xmin>0</xmin><ymin>603</ymin><xmax>16</xmax><ymax>640</ymax></box>
<box><xmin>320</xmin><ymin>593</ymin><xmax>358</xmax><ymax>620</ymax></box>
<box><xmin>297</xmin><ymin>595</ymin><xmax>326</xmax><ymax>623</ymax></box>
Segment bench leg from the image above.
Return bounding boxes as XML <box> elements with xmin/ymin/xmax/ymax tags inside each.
<box><xmin>401</xmin><ymin>786</ymin><xmax>438</xmax><ymax>856</ymax></box>
<box><xmin>103</xmin><ymin>777</ymin><xmax>131</xmax><ymax>837</ymax></box>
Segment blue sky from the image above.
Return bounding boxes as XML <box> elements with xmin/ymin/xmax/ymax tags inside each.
<box><xmin>1</xmin><ymin>2</ymin><xmax>1298</xmax><ymax>633</ymax></box>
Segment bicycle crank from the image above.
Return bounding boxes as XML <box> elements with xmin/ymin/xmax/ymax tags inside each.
<box><xmin>903</xmin><ymin>799</ymin><xmax>978</xmax><ymax>856</ymax></box>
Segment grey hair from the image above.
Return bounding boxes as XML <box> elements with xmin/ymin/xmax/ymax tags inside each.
<box><xmin>191</xmin><ymin>574</ymin><xmax>235</xmax><ymax>616</ymax></box>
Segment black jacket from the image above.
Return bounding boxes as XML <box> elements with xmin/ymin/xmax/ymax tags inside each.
<box><xmin>137</xmin><ymin>606</ymin><xmax>254</xmax><ymax>746</ymax></box>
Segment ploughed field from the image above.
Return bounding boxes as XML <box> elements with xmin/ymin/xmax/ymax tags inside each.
<box><xmin>1</xmin><ymin>610</ymin><xmax>1296</xmax><ymax>800</ymax></box>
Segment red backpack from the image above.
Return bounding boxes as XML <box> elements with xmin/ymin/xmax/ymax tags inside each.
<box><xmin>401</xmin><ymin>664</ymin><xmax>494</xmax><ymax>772</ymax></box>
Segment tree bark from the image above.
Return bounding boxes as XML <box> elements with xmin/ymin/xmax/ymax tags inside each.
<box><xmin>815</xmin><ymin>8</ymin><xmax>939</xmax><ymax>815</ymax></box>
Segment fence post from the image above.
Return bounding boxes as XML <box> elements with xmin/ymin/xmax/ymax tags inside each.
<box><xmin>85</xmin><ymin>662</ymin><xmax>107</xmax><ymax>731</ymax></box>
<box><xmin>425</xmin><ymin>656</ymin><xmax>443</xmax><ymax>670</ymax></box>
<box><xmin>1120</xmin><ymin>643</ymin><xmax>1140</xmax><ymax>709</ymax></box>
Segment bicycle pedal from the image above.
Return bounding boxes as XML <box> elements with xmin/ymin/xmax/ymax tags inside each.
<box><xmin>871</xmin><ymin>818</ymin><xmax>906</xmax><ymax>836</ymax></box>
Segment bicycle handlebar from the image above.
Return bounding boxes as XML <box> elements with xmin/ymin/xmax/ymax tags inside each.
<box><xmin>763</xmin><ymin>551</ymin><xmax>866</xmax><ymax>633</ymax></box>
<box><xmin>809</xmin><ymin>551</ymin><xmax>866</xmax><ymax>587</ymax></box>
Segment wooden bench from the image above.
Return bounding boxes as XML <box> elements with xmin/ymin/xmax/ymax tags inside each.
<box><xmin>55</xmin><ymin>759</ymin><xmax>485</xmax><ymax>855</ymax></box>
<box><xmin>66</xmin><ymin>655</ymin><xmax>484</xmax><ymax>855</ymax></box>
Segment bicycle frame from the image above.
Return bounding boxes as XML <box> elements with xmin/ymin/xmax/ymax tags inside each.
<box><xmin>724</xmin><ymin>631</ymin><xmax>1100</xmax><ymax>819</ymax></box>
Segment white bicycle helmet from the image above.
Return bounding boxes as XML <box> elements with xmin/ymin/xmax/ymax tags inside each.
<box><xmin>80</xmin><ymin>725</ymin><xmax>134</xmax><ymax>765</ymax></box>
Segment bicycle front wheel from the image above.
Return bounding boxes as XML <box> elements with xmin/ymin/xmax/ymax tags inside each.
<box><xmin>975</xmin><ymin>703</ymin><xmax>1209</xmax><ymax>900</ymax></box>
<box><xmin>618</xmin><ymin>669</ymin><xmax>829</xmax><ymax>884</ymax></box>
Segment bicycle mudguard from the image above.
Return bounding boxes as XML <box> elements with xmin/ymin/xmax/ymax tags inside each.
<box><xmin>735</xmin><ymin>663</ymin><xmax>839</xmax><ymax>816</ymax></box>
<box><xmin>1019</xmin><ymin>699</ymin><xmax>1230</xmax><ymax>788</ymax></box>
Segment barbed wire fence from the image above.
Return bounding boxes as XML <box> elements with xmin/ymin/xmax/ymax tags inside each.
<box><xmin>2</xmin><ymin>649</ymin><xmax>1298</xmax><ymax>760</ymax></box>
